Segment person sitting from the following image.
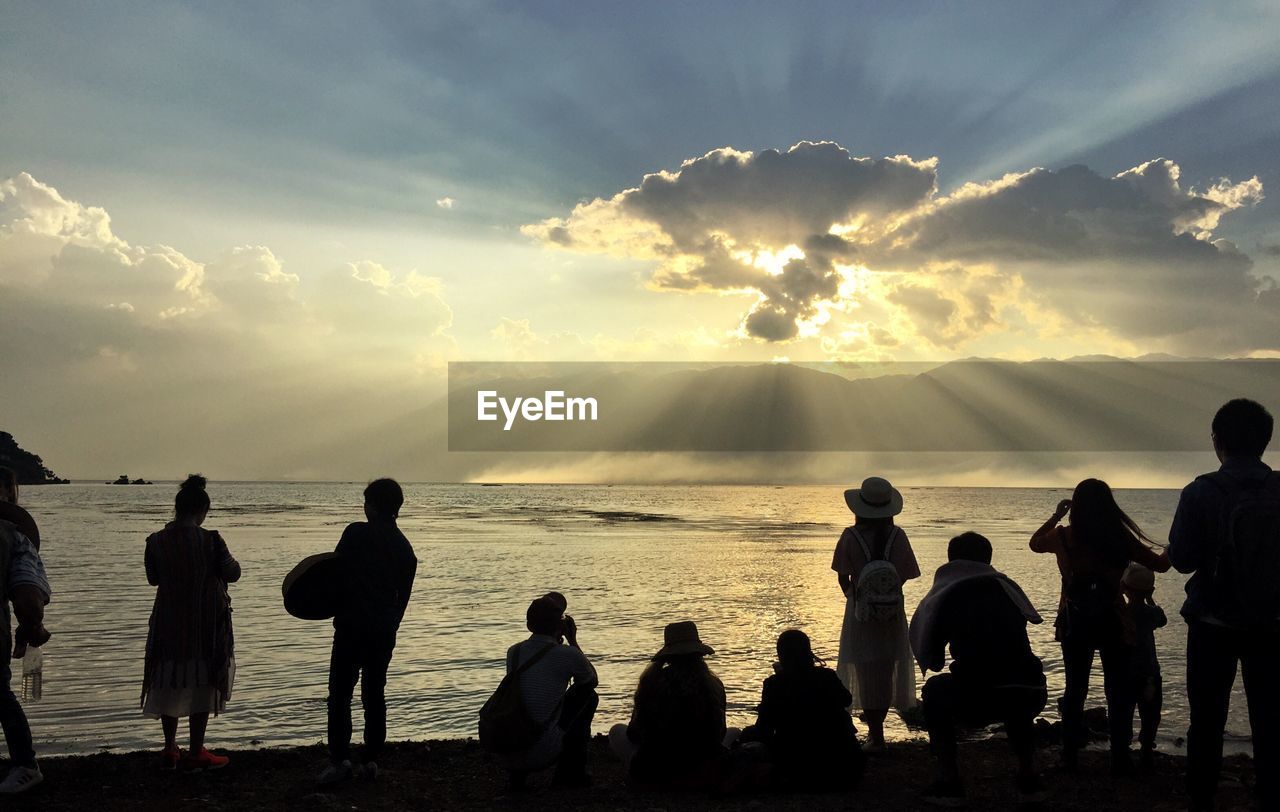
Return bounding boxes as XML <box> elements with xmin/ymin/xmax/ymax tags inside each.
<box><xmin>609</xmin><ymin>621</ymin><xmax>731</xmax><ymax>790</ymax></box>
<box><xmin>737</xmin><ymin>629</ymin><xmax>864</xmax><ymax>792</ymax></box>
<box><xmin>910</xmin><ymin>531</ymin><xmax>1048</xmax><ymax>807</ymax></box>
<box><xmin>499</xmin><ymin>595</ymin><xmax>598</xmax><ymax>791</ymax></box>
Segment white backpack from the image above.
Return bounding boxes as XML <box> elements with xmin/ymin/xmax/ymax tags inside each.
<box><xmin>852</xmin><ymin>527</ymin><xmax>904</xmax><ymax>623</ymax></box>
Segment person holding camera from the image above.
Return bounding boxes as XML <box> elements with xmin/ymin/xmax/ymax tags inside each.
<box><xmin>498</xmin><ymin>593</ymin><xmax>598</xmax><ymax>791</ymax></box>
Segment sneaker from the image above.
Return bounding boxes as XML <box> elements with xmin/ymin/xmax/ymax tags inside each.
<box><xmin>160</xmin><ymin>745</ymin><xmax>183</xmax><ymax>772</ymax></box>
<box><xmin>921</xmin><ymin>778</ymin><xmax>967</xmax><ymax>807</ymax></box>
<box><xmin>316</xmin><ymin>760</ymin><xmax>353</xmax><ymax>787</ymax></box>
<box><xmin>1016</xmin><ymin>772</ymin><xmax>1049</xmax><ymax>803</ymax></box>
<box><xmin>181</xmin><ymin>747</ymin><xmax>230</xmax><ymax>773</ymax></box>
<box><xmin>0</xmin><ymin>765</ymin><xmax>44</xmax><ymax>795</ymax></box>
<box><xmin>358</xmin><ymin>761</ymin><xmax>378</xmax><ymax>781</ymax></box>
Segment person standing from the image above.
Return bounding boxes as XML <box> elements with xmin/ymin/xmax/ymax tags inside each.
<box><xmin>832</xmin><ymin>476</ymin><xmax>920</xmax><ymax>751</ymax></box>
<box><xmin>0</xmin><ymin>507</ymin><xmax>51</xmax><ymax>794</ymax></box>
<box><xmin>1169</xmin><ymin>398</ymin><xmax>1280</xmax><ymax>811</ymax></box>
<box><xmin>141</xmin><ymin>475</ymin><xmax>240</xmax><ymax>772</ymax></box>
<box><xmin>1030</xmin><ymin>478</ymin><xmax>1169</xmax><ymax>774</ymax></box>
<box><xmin>318</xmin><ymin>478</ymin><xmax>417</xmax><ymax>785</ymax></box>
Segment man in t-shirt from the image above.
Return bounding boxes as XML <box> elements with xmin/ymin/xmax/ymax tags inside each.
<box><xmin>1169</xmin><ymin>398</ymin><xmax>1280</xmax><ymax>811</ymax></box>
<box><xmin>501</xmin><ymin>595</ymin><xmax>598</xmax><ymax>790</ymax></box>
<box><xmin>910</xmin><ymin>532</ymin><xmax>1047</xmax><ymax>807</ymax></box>
<box><xmin>318</xmin><ymin>478</ymin><xmax>418</xmax><ymax>785</ymax></box>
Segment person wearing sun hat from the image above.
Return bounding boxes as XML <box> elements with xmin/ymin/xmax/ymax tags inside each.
<box><xmin>608</xmin><ymin>621</ymin><xmax>731</xmax><ymax>789</ymax></box>
<box><xmin>831</xmin><ymin>476</ymin><xmax>921</xmax><ymax>751</ymax></box>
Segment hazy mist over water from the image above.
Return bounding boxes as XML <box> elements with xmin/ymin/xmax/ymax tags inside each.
<box><xmin>20</xmin><ymin>482</ymin><xmax>1250</xmax><ymax>757</ymax></box>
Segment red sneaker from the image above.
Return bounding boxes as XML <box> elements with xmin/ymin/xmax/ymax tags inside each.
<box><xmin>160</xmin><ymin>745</ymin><xmax>183</xmax><ymax>771</ymax></box>
<box><xmin>181</xmin><ymin>747</ymin><xmax>230</xmax><ymax>773</ymax></box>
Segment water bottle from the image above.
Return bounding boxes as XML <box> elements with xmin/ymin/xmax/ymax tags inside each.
<box><xmin>21</xmin><ymin>647</ymin><xmax>43</xmax><ymax>702</ymax></box>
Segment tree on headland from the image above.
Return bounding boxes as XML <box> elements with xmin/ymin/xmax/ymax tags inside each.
<box><xmin>0</xmin><ymin>432</ymin><xmax>69</xmax><ymax>484</ymax></box>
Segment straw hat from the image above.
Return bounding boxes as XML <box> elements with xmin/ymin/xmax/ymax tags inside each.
<box><xmin>1122</xmin><ymin>563</ymin><xmax>1155</xmax><ymax>593</ymax></box>
<box><xmin>652</xmin><ymin>621</ymin><xmax>715</xmax><ymax>660</ymax></box>
<box><xmin>844</xmin><ymin>476</ymin><xmax>903</xmax><ymax>518</ymax></box>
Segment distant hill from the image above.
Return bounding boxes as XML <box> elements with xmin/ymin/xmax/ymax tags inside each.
<box><xmin>0</xmin><ymin>432</ymin><xmax>68</xmax><ymax>484</ymax></box>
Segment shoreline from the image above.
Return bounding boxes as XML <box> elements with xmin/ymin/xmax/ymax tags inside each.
<box><xmin>7</xmin><ymin>736</ymin><xmax>1258</xmax><ymax>810</ymax></box>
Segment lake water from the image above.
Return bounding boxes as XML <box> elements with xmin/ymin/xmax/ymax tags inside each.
<box><xmin>15</xmin><ymin>482</ymin><xmax>1252</xmax><ymax>757</ymax></box>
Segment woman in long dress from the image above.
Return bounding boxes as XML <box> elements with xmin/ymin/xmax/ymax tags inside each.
<box><xmin>832</xmin><ymin>477</ymin><xmax>920</xmax><ymax>750</ymax></box>
<box><xmin>141</xmin><ymin>474</ymin><xmax>240</xmax><ymax>772</ymax></box>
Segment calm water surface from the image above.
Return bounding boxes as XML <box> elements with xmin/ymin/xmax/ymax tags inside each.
<box><xmin>18</xmin><ymin>483</ymin><xmax>1250</xmax><ymax>756</ymax></box>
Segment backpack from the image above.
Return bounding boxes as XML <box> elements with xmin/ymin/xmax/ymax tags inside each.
<box><xmin>1199</xmin><ymin>470</ymin><xmax>1280</xmax><ymax>628</ymax></box>
<box><xmin>851</xmin><ymin>527</ymin><xmax>904</xmax><ymax>623</ymax></box>
<box><xmin>1064</xmin><ymin>572</ymin><xmax>1119</xmax><ymax>630</ymax></box>
<box><xmin>478</xmin><ymin>643</ymin><xmax>557</xmax><ymax>754</ymax></box>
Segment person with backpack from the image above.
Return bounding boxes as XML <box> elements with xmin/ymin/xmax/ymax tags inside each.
<box><xmin>1030</xmin><ymin>478</ymin><xmax>1169</xmax><ymax>774</ymax></box>
<box><xmin>0</xmin><ymin>497</ymin><xmax>51</xmax><ymax>795</ymax></box>
<box><xmin>486</xmin><ymin>595</ymin><xmax>597</xmax><ymax>791</ymax></box>
<box><xmin>832</xmin><ymin>476</ymin><xmax>921</xmax><ymax>751</ymax></box>
<box><xmin>1169</xmin><ymin>398</ymin><xmax>1280</xmax><ymax>811</ymax></box>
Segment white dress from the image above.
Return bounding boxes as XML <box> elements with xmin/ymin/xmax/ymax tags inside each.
<box><xmin>832</xmin><ymin>525</ymin><xmax>919</xmax><ymax>711</ymax></box>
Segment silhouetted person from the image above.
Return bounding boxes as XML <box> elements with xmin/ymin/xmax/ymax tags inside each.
<box><xmin>0</xmin><ymin>468</ymin><xmax>39</xmax><ymax>550</ymax></box>
<box><xmin>609</xmin><ymin>621</ymin><xmax>733</xmax><ymax>790</ymax></box>
<box><xmin>832</xmin><ymin>477</ymin><xmax>920</xmax><ymax>750</ymax></box>
<box><xmin>1031</xmin><ymin>478</ymin><xmax>1169</xmax><ymax>773</ymax></box>
<box><xmin>737</xmin><ymin>629</ymin><xmax>864</xmax><ymax>792</ymax></box>
<box><xmin>498</xmin><ymin>595</ymin><xmax>598</xmax><ymax>791</ymax></box>
<box><xmin>318</xmin><ymin>478</ymin><xmax>417</xmax><ymax>785</ymax></box>
<box><xmin>912</xmin><ymin>532</ymin><xmax>1047</xmax><ymax>807</ymax></box>
<box><xmin>1117</xmin><ymin>563</ymin><xmax>1166</xmax><ymax>772</ymax></box>
<box><xmin>0</xmin><ymin>489</ymin><xmax>51</xmax><ymax>795</ymax></box>
<box><xmin>141</xmin><ymin>475</ymin><xmax>239</xmax><ymax>772</ymax></box>
<box><xmin>1169</xmin><ymin>398</ymin><xmax>1280</xmax><ymax>811</ymax></box>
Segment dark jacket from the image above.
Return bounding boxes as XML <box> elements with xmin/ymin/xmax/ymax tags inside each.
<box><xmin>333</xmin><ymin>520</ymin><xmax>417</xmax><ymax>637</ymax></box>
<box><xmin>1168</xmin><ymin>457</ymin><xmax>1273</xmax><ymax>624</ymax></box>
<box><xmin>745</xmin><ymin>665</ymin><xmax>862</xmax><ymax>788</ymax></box>
<box><xmin>937</xmin><ymin>576</ymin><xmax>1045</xmax><ymax>687</ymax></box>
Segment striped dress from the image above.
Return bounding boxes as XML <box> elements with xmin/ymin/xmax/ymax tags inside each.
<box><xmin>140</xmin><ymin>524</ymin><xmax>240</xmax><ymax>718</ymax></box>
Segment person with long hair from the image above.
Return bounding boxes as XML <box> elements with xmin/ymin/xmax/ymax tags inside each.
<box><xmin>1031</xmin><ymin>478</ymin><xmax>1169</xmax><ymax>774</ymax></box>
<box><xmin>608</xmin><ymin>621</ymin><xmax>729</xmax><ymax>789</ymax></box>
<box><xmin>141</xmin><ymin>475</ymin><xmax>240</xmax><ymax>772</ymax></box>
<box><xmin>832</xmin><ymin>477</ymin><xmax>921</xmax><ymax>751</ymax></box>
<box><xmin>738</xmin><ymin>629</ymin><xmax>864</xmax><ymax>791</ymax></box>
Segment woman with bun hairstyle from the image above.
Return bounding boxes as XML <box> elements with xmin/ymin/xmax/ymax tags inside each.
<box><xmin>141</xmin><ymin>475</ymin><xmax>241</xmax><ymax>772</ymax></box>
<box><xmin>1031</xmin><ymin>478</ymin><xmax>1169</xmax><ymax>774</ymax></box>
<box><xmin>832</xmin><ymin>476</ymin><xmax>921</xmax><ymax>751</ymax></box>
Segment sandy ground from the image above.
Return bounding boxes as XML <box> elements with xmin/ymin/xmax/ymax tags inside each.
<box><xmin>2</xmin><ymin>736</ymin><xmax>1259</xmax><ymax>811</ymax></box>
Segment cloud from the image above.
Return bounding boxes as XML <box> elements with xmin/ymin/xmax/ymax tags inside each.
<box><xmin>525</xmin><ymin>146</ymin><xmax>1271</xmax><ymax>353</ymax></box>
<box><xmin>436</xmin><ymin>197</ymin><xmax>455</xmax><ymax>210</ymax></box>
<box><xmin>524</xmin><ymin>142</ymin><xmax>937</xmax><ymax>341</ymax></box>
<box><xmin>0</xmin><ymin>171</ymin><xmax>455</xmax><ymax>477</ymax></box>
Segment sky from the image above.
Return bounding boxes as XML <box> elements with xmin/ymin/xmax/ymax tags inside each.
<box><xmin>2</xmin><ymin>1</ymin><xmax>1279</xmax><ymax>479</ymax></box>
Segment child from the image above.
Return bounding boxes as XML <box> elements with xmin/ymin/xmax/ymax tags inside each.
<box><xmin>1121</xmin><ymin>563</ymin><xmax>1166</xmax><ymax>771</ymax></box>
